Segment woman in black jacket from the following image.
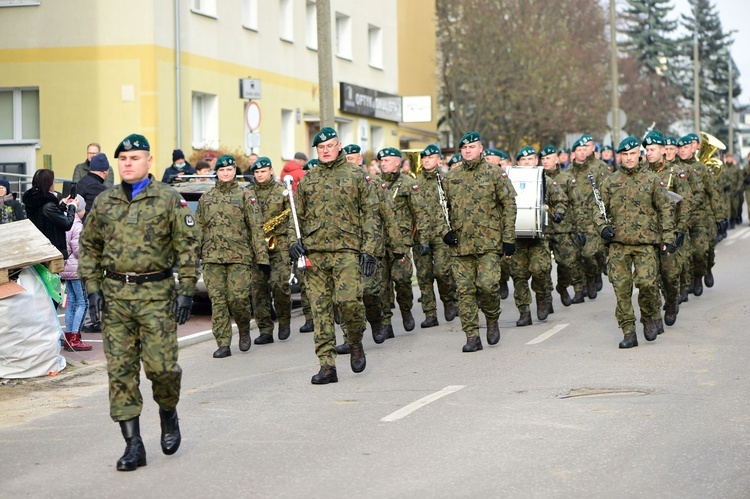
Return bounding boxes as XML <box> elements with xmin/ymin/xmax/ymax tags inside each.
<box><xmin>22</xmin><ymin>169</ymin><xmax>78</xmax><ymax>259</ymax></box>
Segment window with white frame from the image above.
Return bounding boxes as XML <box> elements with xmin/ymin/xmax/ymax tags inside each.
<box><xmin>192</xmin><ymin>92</ymin><xmax>218</xmax><ymax>149</ymax></box>
<box><xmin>279</xmin><ymin>0</ymin><xmax>293</xmax><ymax>42</ymax></box>
<box><xmin>335</xmin><ymin>12</ymin><xmax>351</xmax><ymax>60</ymax></box>
<box><xmin>370</xmin><ymin>125</ymin><xmax>384</xmax><ymax>153</ymax></box>
<box><xmin>191</xmin><ymin>0</ymin><xmax>216</xmax><ymax>18</ymax></box>
<box><xmin>306</xmin><ymin>0</ymin><xmax>317</xmax><ymax>50</ymax></box>
<box><xmin>281</xmin><ymin>109</ymin><xmax>294</xmax><ymax>160</ymax></box>
<box><xmin>243</xmin><ymin>0</ymin><xmax>258</xmax><ymax>30</ymax></box>
<box><xmin>0</xmin><ymin>88</ymin><xmax>39</xmax><ymax>143</ymax></box>
<box><xmin>368</xmin><ymin>24</ymin><xmax>383</xmax><ymax>69</ymax></box>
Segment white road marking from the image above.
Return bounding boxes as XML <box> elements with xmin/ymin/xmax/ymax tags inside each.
<box><xmin>381</xmin><ymin>385</ymin><xmax>465</xmax><ymax>422</ymax></box>
<box><xmin>526</xmin><ymin>324</ymin><xmax>569</xmax><ymax>345</ymax></box>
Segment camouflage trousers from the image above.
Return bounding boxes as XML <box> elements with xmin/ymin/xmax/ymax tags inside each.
<box><xmin>452</xmin><ymin>252</ymin><xmax>503</xmax><ymax>338</ymax></box>
<box><xmin>689</xmin><ymin>220</ymin><xmax>713</xmax><ymax>277</ymax></box>
<box><xmin>300</xmin><ymin>277</ymin><xmax>313</xmax><ymax>321</ymax></box>
<box><xmin>510</xmin><ymin>238</ymin><xmax>552</xmax><ymax>313</ymax></box>
<box><xmin>306</xmin><ymin>251</ymin><xmax>365</xmax><ymax>367</ymax></box>
<box><xmin>413</xmin><ymin>239</ymin><xmax>456</xmax><ymax>317</ymax></box>
<box><xmin>607</xmin><ymin>243</ymin><xmax>661</xmax><ymax>335</ymax></box>
<box><xmin>250</xmin><ymin>249</ymin><xmax>292</xmax><ymax>328</ymax></box>
<box><xmin>204</xmin><ymin>263</ymin><xmax>255</xmax><ymax>346</ymax></box>
<box><xmin>680</xmin><ymin>233</ymin><xmax>693</xmax><ymax>292</ymax></box>
<box><xmin>547</xmin><ymin>232</ymin><xmax>584</xmax><ymax>291</ymax></box>
<box><xmin>746</xmin><ymin>190</ymin><xmax>750</xmax><ymax>221</ymax></box>
<box><xmin>102</xmin><ymin>296</ymin><xmax>181</xmax><ymax>422</ymax></box>
<box><xmin>580</xmin><ymin>230</ymin><xmax>605</xmax><ymax>278</ymax></box>
<box><xmin>500</xmin><ymin>257</ymin><xmax>511</xmax><ymax>284</ymax></box>
<box><xmin>707</xmin><ymin>223</ymin><xmax>718</xmax><ymax>272</ymax></box>
<box><xmin>658</xmin><ymin>245</ymin><xmax>682</xmax><ymax>304</ymax></box>
<box><xmin>381</xmin><ymin>251</ymin><xmax>414</xmax><ymax>325</ymax></box>
<box><xmin>363</xmin><ymin>256</ymin><xmax>387</xmax><ymax>327</ymax></box>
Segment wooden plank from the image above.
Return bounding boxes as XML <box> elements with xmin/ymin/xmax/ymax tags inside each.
<box><xmin>0</xmin><ymin>281</ymin><xmax>25</xmax><ymax>300</ymax></box>
<box><xmin>47</xmin><ymin>257</ymin><xmax>64</xmax><ymax>274</ymax></box>
<box><xmin>0</xmin><ymin>219</ymin><xmax>63</xmax><ymax>271</ymax></box>
<box><xmin>0</xmin><ymin>268</ymin><xmax>7</xmax><ymax>286</ymax></box>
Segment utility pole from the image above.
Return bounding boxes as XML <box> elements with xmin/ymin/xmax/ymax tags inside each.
<box><xmin>693</xmin><ymin>4</ymin><xmax>700</xmax><ymax>133</ymax></box>
<box><xmin>316</xmin><ymin>0</ymin><xmax>334</xmax><ymax>128</ymax></box>
<box><xmin>728</xmin><ymin>52</ymin><xmax>734</xmax><ymax>156</ymax></box>
<box><xmin>609</xmin><ymin>0</ymin><xmax>620</xmax><ymax>148</ymax></box>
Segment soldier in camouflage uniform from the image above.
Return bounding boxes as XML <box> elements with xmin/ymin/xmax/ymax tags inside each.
<box><xmin>441</xmin><ymin>132</ymin><xmax>517</xmax><ymax>352</ymax></box>
<box><xmin>596</xmin><ymin>136</ymin><xmax>675</xmax><ymax>348</ymax></box>
<box><xmin>447</xmin><ymin>153</ymin><xmax>463</xmax><ymax>170</ymax></box>
<box><xmin>664</xmin><ymin>136</ymin><xmax>693</xmax><ymax>303</ymax></box>
<box><xmin>539</xmin><ymin>145</ymin><xmax>587</xmax><ymax>306</ymax></box>
<box><xmin>196</xmin><ymin>154</ymin><xmax>270</xmax><ymax>358</ymax></box>
<box><xmin>80</xmin><ymin>134</ymin><xmax>199</xmax><ymax>471</ymax></box>
<box><xmin>483</xmin><ymin>148</ymin><xmax>513</xmax><ymax>300</ymax></box>
<box><xmin>289</xmin><ymin>127</ymin><xmax>379</xmax><ymax>384</ymax></box>
<box><xmin>377</xmin><ymin>147</ymin><xmax>431</xmax><ymax>338</ymax></box>
<box><xmin>413</xmin><ymin>144</ymin><xmax>458</xmax><ymax>328</ymax></box>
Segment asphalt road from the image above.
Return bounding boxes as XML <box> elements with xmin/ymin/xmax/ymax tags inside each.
<box><xmin>2</xmin><ymin>226</ymin><xmax>750</xmax><ymax>498</ymax></box>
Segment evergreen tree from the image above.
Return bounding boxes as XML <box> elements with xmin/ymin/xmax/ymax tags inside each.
<box><xmin>622</xmin><ymin>0</ymin><xmax>679</xmax><ymax>79</ymax></box>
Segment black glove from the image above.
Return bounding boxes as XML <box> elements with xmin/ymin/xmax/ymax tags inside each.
<box><xmin>676</xmin><ymin>232</ymin><xmax>685</xmax><ymax>248</ymax></box>
<box><xmin>258</xmin><ymin>264</ymin><xmax>271</xmax><ymax>279</ymax></box>
<box><xmin>720</xmin><ymin>219</ymin><xmax>729</xmax><ymax>233</ymax></box>
<box><xmin>552</xmin><ymin>212</ymin><xmax>563</xmax><ymax>224</ymax></box>
<box><xmin>289</xmin><ymin>240</ymin><xmax>306</xmax><ymax>261</ymax></box>
<box><xmin>502</xmin><ymin>242</ymin><xmax>516</xmax><ymax>257</ymax></box>
<box><xmin>443</xmin><ymin>230</ymin><xmax>458</xmax><ymax>246</ymax></box>
<box><xmin>662</xmin><ymin>242</ymin><xmax>677</xmax><ymax>255</ymax></box>
<box><xmin>393</xmin><ymin>252</ymin><xmax>405</xmax><ymax>260</ymax></box>
<box><xmin>359</xmin><ymin>253</ymin><xmax>377</xmax><ymax>277</ymax></box>
<box><xmin>601</xmin><ymin>226</ymin><xmax>615</xmax><ymax>242</ymax></box>
<box><xmin>88</xmin><ymin>291</ymin><xmax>104</xmax><ymax>324</ymax></box>
<box><xmin>417</xmin><ymin>243</ymin><xmax>430</xmax><ymax>256</ymax></box>
<box><xmin>576</xmin><ymin>232</ymin><xmax>586</xmax><ymax>246</ymax></box>
<box><xmin>174</xmin><ymin>294</ymin><xmax>193</xmax><ymax>325</ymax></box>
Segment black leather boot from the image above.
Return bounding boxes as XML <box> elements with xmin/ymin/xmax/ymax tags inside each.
<box><xmin>213</xmin><ymin>346</ymin><xmax>231</xmax><ymax>358</ymax></box>
<box><xmin>402</xmin><ymin>311</ymin><xmax>415</xmax><ymax>331</ymax></box>
<box><xmin>692</xmin><ymin>275</ymin><xmax>703</xmax><ymax>296</ymax></box>
<box><xmin>159</xmin><ymin>408</ymin><xmax>181</xmax><ymax>455</ymax></box>
<box><xmin>421</xmin><ymin>316</ymin><xmax>439</xmax><ymax>328</ymax></box>
<box><xmin>238</xmin><ymin>331</ymin><xmax>252</xmax><ymax>351</ymax></box>
<box><xmin>643</xmin><ymin>319</ymin><xmax>658</xmax><ymax>341</ymax></box>
<box><xmin>383</xmin><ymin>324</ymin><xmax>395</xmax><ymax>339</ymax></box>
<box><xmin>311</xmin><ymin>365</ymin><xmax>338</xmax><ymax>385</ymax></box>
<box><xmin>704</xmin><ymin>271</ymin><xmax>715</xmax><ymax>288</ymax></box>
<box><xmin>619</xmin><ymin>332</ymin><xmax>638</xmax><ymax>349</ymax></box>
<box><xmin>486</xmin><ymin>321</ymin><xmax>500</xmax><ymax>345</ymax></box>
<box><xmin>595</xmin><ymin>273</ymin><xmax>603</xmax><ymax>291</ymax></box>
<box><xmin>444</xmin><ymin>302</ymin><xmax>459</xmax><ymax>322</ymax></box>
<box><xmin>462</xmin><ymin>336</ymin><xmax>483</xmax><ymax>352</ymax></box>
<box><xmin>278</xmin><ymin>323</ymin><xmax>291</xmax><ymax>340</ymax></box>
<box><xmin>655</xmin><ymin>318</ymin><xmax>665</xmax><ymax>335</ymax></box>
<box><xmin>556</xmin><ymin>285</ymin><xmax>572</xmax><ymax>307</ymax></box>
<box><xmin>516</xmin><ymin>311</ymin><xmax>532</xmax><ymax>327</ymax></box>
<box><xmin>371</xmin><ymin>322</ymin><xmax>385</xmax><ymax>344</ymax></box>
<box><xmin>586</xmin><ymin>277</ymin><xmax>598</xmax><ymax>299</ymax></box>
<box><xmin>117</xmin><ymin>418</ymin><xmax>147</xmax><ymax>471</ymax></box>
<box><xmin>571</xmin><ymin>289</ymin><xmax>585</xmax><ymax>304</ymax></box>
<box><xmin>254</xmin><ymin>333</ymin><xmax>274</xmax><ymax>345</ymax></box>
<box><xmin>350</xmin><ymin>342</ymin><xmax>366</xmax><ymax>373</ymax></box>
<box><xmin>335</xmin><ymin>343</ymin><xmax>350</xmax><ymax>355</ymax></box>
<box><xmin>299</xmin><ymin>318</ymin><xmax>314</xmax><ymax>333</ymax></box>
<box><xmin>499</xmin><ymin>281</ymin><xmax>509</xmax><ymax>300</ymax></box>
<box><xmin>536</xmin><ymin>296</ymin><xmax>550</xmax><ymax>321</ymax></box>
<box><xmin>664</xmin><ymin>300</ymin><xmax>678</xmax><ymax>326</ymax></box>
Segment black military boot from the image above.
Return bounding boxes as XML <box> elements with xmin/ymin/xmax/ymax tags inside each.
<box><xmin>516</xmin><ymin>311</ymin><xmax>532</xmax><ymax>327</ymax></box>
<box><xmin>311</xmin><ymin>365</ymin><xmax>338</xmax><ymax>385</ymax></box>
<box><xmin>595</xmin><ymin>273</ymin><xmax>603</xmax><ymax>291</ymax></box>
<box><xmin>335</xmin><ymin>343</ymin><xmax>350</xmax><ymax>355</ymax></box>
<box><xmin>299</xmin><ymin>318</ymin><xmax>314</xmax><ymax>333</ymax></box>
<box><xmin>383</xmin><ymin>324</ymin><xmax>395</xmax><ymax>339</ymax></box>
<box><xmin>238</xmin><ymin>331</ymin><xmax>252</xmax><ymax>352</ymax></box>
<box><xmin>254</xmin><ymin>333</ymin><xmax>274</xmax><ymax>345</ymax></box>
<box><xmin>556</xmin><ymin>285</ymin><xmax>572</xmax><ymax>307</ymax></box>
<box><xmin>586</xmin><ymin>277</ymin><xmax>598</xmax><ymax>299</ymax></box>
<box><xmin>402</xmin><ymin>311</ymin><xmax>415</xmax><ymax>331</ymax></box>
<box><xmin>371</xmin><ymin>322</ymin><xmax>385</xmax><ymax>344</ymax></box>
<box><xmin>655</xmin><ymin>318</ymin><xmax>665</xmax><ymax>335</ymax></box>
<box><xmin>680</xmin><ymin>288</ymin><xmax>689</xmax><ymax>303</ymax></box>
<box><xmin>278</xmin><ymin>323</ymin><xmax>291</xmax><ymax>340</ymax></box>
<box><xmin>462</xmin><ymin>336</ymin><xmax>483</xmax><ymax>353</ymax></box>
<box><xmin>350</xmin><ymin>342</ymin><xmax>366</xmax><ymax>373</ymax></box>
<box><xmin>643</xmin><ymin>319</ymin><xmax>658</xmax><ymax>341</ymax></box>
<box><xmin>421</xmin><ymin>316</ymin><xmax>439</xmax><ymax>328</ymax></box>
<box><xmin>619</xmin><ymin>332</ymin><xmax>638</xmax><ymax>349</ymax></box>
<box><xmin>116</xmin><ymin>418</ymin><xmax>147</xmax><ymax>471</ymax></box>
<box><xmin>213</xmin><ymin>346</ymin><xmax>231</xmax><ymax>358</ymax></box>
<box><xmin>444</xmin><ymin>302</ymin><xmax>459</xmax><ymax>322</ymax></box>
<box><xmin>571</xmin><ymin>289</ymin><xmax>585</xmax><ymax>304</ymax></box>
<box><xmin>486</xmin><ymin>321</ymin><xmax>500</xmax><ymax>345</ymax></box>
<box><xmin>159</xmin><ymin>408</ymin><xmax>181</xmax><ymax>455</ymax></box>
<box><xmin>536</xmin><ymin>296</ymin><xmax>550</xmax><ymax>321</ymax></box>
<box><xmin>692</xmin><ymin>275</ymin><xmax>704</xmax><ymax>296</ymax></box>
<box><xmin>704</xmin><ymin>271</ymin><xmax>715</xmax><ymax>288</ymax></box>
<box><xmin>499</xmin><ymin>281</ymin><xmax>509</xmax><ymax>300</ymax></box>
<box><xmin>664</xmin><ymin>300</ymin><xmax>679</xmax><ymax>326</ymax></box>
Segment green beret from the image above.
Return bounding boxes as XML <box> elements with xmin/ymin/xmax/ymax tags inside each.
<box><xmin>215</xmin><ymin>154</ymin><xmax>237</xmax><ymax>169</ymax></box>
<box><xmin>664</xmin><ymin>136</ymin><xmax>678</xmax><ymax>146</ymax></box>
<box><xmin>251</xmin><ymin>156</ymin><xmax>272</xmax><ymax>172</ymax></box>
<box><xmin>114</xmin><ymin>133</ymin><xmax>150</xmax><ymax>158</ymax></box>
<box><xmin>343</xmin><ymin>144</ymin><xmax>361</xmax><ymax>154</ymax></box>
<box><xmin>616</xmin><ymin>136</ymin><xmax>640</xmax><ymax>153</ymax></box>
<box><xmin>421</xmin><ymin>144</ymin><xmax>442</xmax><ymax>158</ymax></box>
<box><xmin>303</xmin><ymin>158</ymin><xmax>318</xmax><ymax>171</ymax></box>
<box><xmin>497</xmin><ymin>149</ymin><xmax>510</xmax><ymax>160</ymax></box>
<box><xmin>603</xmin><ymin>145</ymin><xmax>613</xmax><ymax>151</ymax></box>
<box><xmin>312</xmin><ymin>126</ymin><xmax>338</xmax><ymax>147</ymax></box>
<box><xmin>376</xmin><ymin>147</ymin><xmax>402</xmax><ymax>160</ymax></box>
<box><xmin>642</xmin><ymin>131</ymin><xmax>665</xmax><ymax>146</ymax></box>
<box><xmin>539</xmin><ymin>145</ymin><xmax>557</xmax><ymax>157</ymax></box>
<box><xmin>571</xmin><ymin>137</ymin><xmax>589</xmax><ymax>151</ymax></box>
<box><xmin>677</xmin><ymin>135</ymin><xmax>693</xmax><ymax>147</ymax></box>
<box><xmin>459</xmin><ymin>131</ymin><xmax>481</xmax><ymax>147</ymax></box>
<box><xmin>687</xmin><ymin>132</ymin><xmax>700</xmax><ymax>143</ymax></box>
<box><xmin>560</xmin><ymin>147</ymin><xmax>570</xmax><ymax>154</ymax></box>
<box><xmin>483</xmin><ymin>148</ymin><xmax>501</xmax><ymax>158</ymax></box>
<box><xmin>448</xmin><ymin>153</ymin><xmax>462</xmax><ymax>166</ymax></box>
<box><xmin>580</xmin><ymin>134</ymin><xmax>594</xmax><ymax>142</ymax></box>
<box><xmin>516</xmin><ymin>146</ymin><xmax>536</xmax><ymax>160</ymax></box>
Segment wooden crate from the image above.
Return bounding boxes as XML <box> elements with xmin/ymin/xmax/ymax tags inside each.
<box><xmin>0</xmin><ymin>219</ymin><xmax>64</xmax><ymax>285</ymax></box>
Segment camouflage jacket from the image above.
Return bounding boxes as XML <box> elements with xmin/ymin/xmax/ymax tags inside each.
<box><xmin>545</xmin><ymin>165</ymin><xmax>585</xmax><ymax>235</ymax></box>
<box><xmin>647</xmin><ymin>160</ymin><xmax>694</xmax><ymax>234</ymax></box>
<box><xmin>680</xmin><ymin>157</ymin><xmax>726</xmax><ymax>223</ymax></box>
<box><xmin>442</xmin><ymin>157</ymin><xmax>517</xmax><ymax>256</ymax></box>
<box><xmin>367</xmin><ymin>172</ymin><xmax>407</xmax><ymax>258</ymax></box>
<box><xmin>195</xmin><ymin>179</ymin><xmax>269</xmax><ymax>265</ymax></box>
<box><xmin>255</xmin><ymin>178</ymin><xmax>291</xmax><ymax>254</ymax></box>
<box><xmin>379</xmin><ymin>171</ymin><xmax>430</xmax><ymax>248</ymax></box>
<box><xmin>568</xmin><ymin>156</ymin><xmax>609</xmax><ymax>233</ymax></box>
<box><xmin>415</xmin><ymin>168</ymin><xmax>449</xmax><ymax>244</ymax></box>
<box><xmin>79</xmin><ymin>174</ymin><xmax>200</xmax><ymax>299</ymax></box>
<box><xmin>596</xmin><ymin>165</ymin><xmax>675</xmax><ymax>246</ymax></box>
<box><xmin>293</xmin><ymin>152</ymin><xmax>378</xmax><ymax>255</ymax></box>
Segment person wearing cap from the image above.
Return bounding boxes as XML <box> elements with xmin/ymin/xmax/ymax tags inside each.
<box><xmin>441</xmin><ymin>131</ymin><xmax>517</xmax><ymax>352</ymax></box>
<box><xmin>289</xmin><ymin>126</ymin><xmax>379</xmax><ymax>384</ymax></box>
<box><xmin>343</xmin><ymin>144</ymin><xmax>363</xmax><ymax>167</ymax></box>
<box><xmin>376</xmin><ymin>146</ymin><xmax>431</xmax><ymax>338</ymax></box>
<box><xmin>195</xmin><ymin>154</ymin><xmax>270</xmax><ymax>357</ymax></box>
<box><xmin>161</xmin><ymin>149</ymin><xmax>195</xmax><ymax>184</ymax></box>
<box><xmin>601</xmin><ymin>145</ymin><xmax>616</xmax><ymax>171</ymax></box>
<box><xmin>568</xmin><ymin>134</ymin><xmax>609</xmax><ymax>299</ymax></box>
<box><xmin>79</xmin><ymin>133</ymin><xmax>200</xmax><ymax>471</ymax></box>
<box><xmin>596</xmin><ymin>136</ymin><xmax>675</xmax><ymax>349</ymax></box>
<box><xmin>540</xmin><ymin>145</ymin><xmax>587</xmax><ymax>306</ymax></box>
<box><xmin>77</xmin><ymin>152</ymin><xmax>112</xmax><ymax>223</ymax></box>
<box><xmin>412</xmin><ymin>144</ymin><xmax>458</xmax><ymax>329</ymax></box>
<box><xmin>447</xmin><ymin>153</ymin><xmax>463</xmax><ymax>170</ymax></box>
<box><xmin>510</xmin><ymin>146</ymin><xmax>566</xmax><ymax>326</ymax></box>
<box><xmin>581</xmin><ymin>133</ymin><xmax>612</xmax><ymax>178</ymax></box>
<box><xmin>72</xmin><ymin>142</ymin><xmax>115</xmax><ymax>188</ymax></box>
<box><xmin>0</xmin><ymin>179</ymin><xmax>25</xmax><ymax>224</ymax></box>
<box><xmin>293</xmin><ymin>151</ymin><xmax>308</xmax><ymax>167</ymax></box>
<box><xmin>644</xmin><ymin>131</ymin><xmax>693</xmax><ymax>327</ymax></box>
<box><xmin>558</xmin><ymin>148</ymin><xmax>571</xmax><ymax>169</ymax></box>
<box><xmin>203</xmin><ymin>151</ymin><xmax>218</xmax><ymax>169</ymax></box>
<box><xmin>248</xmin><ymin>156</ymin><xmax>292</xmax><ymax>345</ymax></box>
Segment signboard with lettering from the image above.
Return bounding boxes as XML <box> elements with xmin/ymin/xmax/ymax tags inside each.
<box><xmin>339</xmin><ymin>82</ymin><xmax>402</xmax><ymax>123</ymax></box>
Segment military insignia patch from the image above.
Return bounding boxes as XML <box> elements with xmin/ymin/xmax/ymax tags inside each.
<box><xmin>571</xmin><ymin>179</ymin><xmax>576</xmax><ymax>184</ymax></box>
<box><xmin>501</xmin><ymin>172</ymin><xmax>508</xmax><ymax>178</ymax></box>
<box><xmin>552</xmin><ymin>181</ymin><xmax>558</xmax><ymax>186</ymax></box>
<box><xmin>185</xmin><ymin>214</ymin><xmax>195</xmax><ymax>227</ymax></box>
<box><xmin>180</xmin><ymin>198</ymin><xmax>188</xmax><ymax>207</ymax></box>
<box><xmin>659</xmin><ymin>181</ymin><xmax>665</xmax><ymax>187</ymax></box>
<box><xmin>365</xmin><ymin>175</ymin><xmax>371</xmax><ymax>182</ymax></box>
<box><xmin>382</xmin><ymin>183</ymin><xmax>387</xmax><ymax>189</ymax></box>
<box><xmin>412</xmin><ymin>185</ymin><xmax>419</xmax><ymax>191</ymax></box>
<box><xmin>123</xmin><ymin>139</ymin><xmax>132</xmax><ymax>151</ymax></box>
<box><xmin>251</xmin><ymin>197</ymin><xmax>257</xmax><ymax>203</ymax></box>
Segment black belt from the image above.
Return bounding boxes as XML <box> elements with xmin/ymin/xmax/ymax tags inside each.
<box><xmin>104</xmin><ymin>269</ymin><xmax>173</xmax><ymax>284</ymax></box>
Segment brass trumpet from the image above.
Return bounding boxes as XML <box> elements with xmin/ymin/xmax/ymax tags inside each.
<box><xmin>263</xmin><ymin>207</ymin><xmax>291</xmax><ymax>250</ymax></box>
<box><xmin>698</xmin><ymin>132</ymin><xmax>726</xmax><ymax>178</ymax></box>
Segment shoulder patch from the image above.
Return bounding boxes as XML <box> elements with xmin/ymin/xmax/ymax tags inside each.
<box><xmin>250</xmin><ymin>197</ymin><xmax>257</xmax><ymax>203</ymax></box>
<box><xmin>180</xmin><ymin>198</ymin><xmax>188</xmax><ymax>207</ymax></box>
<box><xmin>185</xmin><ymin>214</ymin><xmax>195</xmax><ymax>227</ymax></box>
<box><xmin>501</xmin><ymin>172</ymin><xmax>508</xmax><ymax>178</ymax></box>
<box><xmin>659</xmin><ymin>181</ymin><xmax>665</xmax><ymax>187</ymax></box>
<box><xmin>382</xmin><ymin>183</ymin><xmax>387</xmax><ymax>189</ymax></box>
<box><xmin>552</xmin><ymin>181</ymin><xmax>558</xmax><ymax>186</ymax></box>
<box><xmin>679</xmin><ymin>172</ymin><xmax>686</xmax><ymax>179</ymax></box>
<box><xmin>571</xmin><ymin>178</ymin><xmax>576</xmax><ymax>184</ymax></box>
<box><xmin>412</xmin><ymin>184</ymin><xmax>419</xmax><ymax>191</ymax></box>
<box><xmin>365</xmin><ymin>175</ymin><xmax>371</xmax><ymax>182</ymax></box>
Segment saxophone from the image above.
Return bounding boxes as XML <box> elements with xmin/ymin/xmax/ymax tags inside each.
<box><xmin>262</xmin><ymin>207</ymin><xmax>291</xmax><ymax>250</ymax></box>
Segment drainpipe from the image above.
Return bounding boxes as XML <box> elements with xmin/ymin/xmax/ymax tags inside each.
<box><xmin>175</xmin><ymin>0</ymin><xmax>182</xmax><ymax>149</ymax></box>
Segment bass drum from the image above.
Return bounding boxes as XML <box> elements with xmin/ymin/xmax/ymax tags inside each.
<box><xmin>506</xmin><ymin>166</ymin><xmax>546</xmax><ymax>238</ymax></box>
